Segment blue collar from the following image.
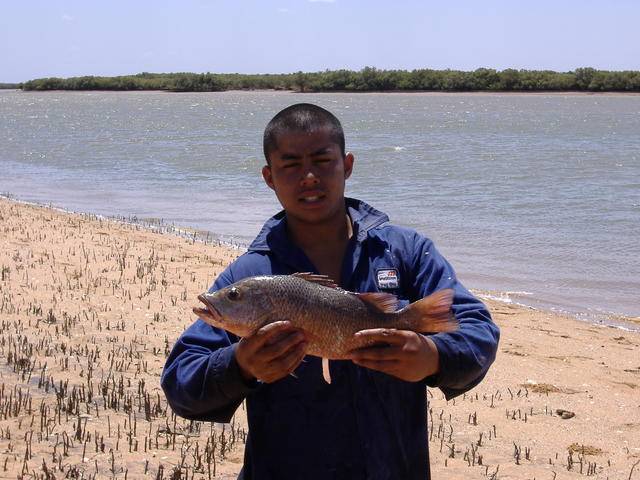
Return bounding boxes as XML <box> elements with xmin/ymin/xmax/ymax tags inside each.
<box><xmin>248</xmin><ymin>198</ymin><xmax>389</xmax><ymax>253</ymax></box>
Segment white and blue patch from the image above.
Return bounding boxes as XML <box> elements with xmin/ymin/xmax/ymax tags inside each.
<box><xmin>376</xmin><ymin>269</ymin><xmax>399</xmax><ymax>289</ymax></box>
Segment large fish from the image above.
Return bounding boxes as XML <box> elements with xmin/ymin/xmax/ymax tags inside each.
<box><xmin>194</xmin><ymin>273</ymin><xmax>458</xmax><ymax>382</ymax></box>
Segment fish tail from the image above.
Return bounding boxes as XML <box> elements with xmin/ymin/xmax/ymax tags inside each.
<box><xmin>403</xmin><ymin>289</ymin><xmax>458</xmax><ymax>332</ymax></box>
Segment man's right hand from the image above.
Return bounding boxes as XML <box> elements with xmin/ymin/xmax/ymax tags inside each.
<box><xmin>235</xmin><ymin>321</ymin><xmax>307</xmax><ymax>383</ymax></box>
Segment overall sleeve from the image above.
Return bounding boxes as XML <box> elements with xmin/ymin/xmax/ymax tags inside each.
<box><xmin>409</xmin><ymin>234</ymin><xmax>500</xmax><ymax>399</ymax></box>
<box><xmin>161</xmin><ymin>268</ymin><xmax>257</xmax><ymax>422</ymax></box>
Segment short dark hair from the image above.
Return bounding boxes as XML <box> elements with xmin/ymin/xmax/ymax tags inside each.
<box><xmin>263</xmin><ymin>103</ymin><xmax>345</xmax><ymax>163</ymax></box>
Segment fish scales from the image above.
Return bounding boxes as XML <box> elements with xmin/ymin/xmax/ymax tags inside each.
<box><xmin>264</xmin><ymin>275</ymin><xmax>391</xmax><ymax>358</ymax></box>
<box><xmin>195</xmin><ymin>273</ymin><xmax>458</xmax><ymax>360</ymax></box>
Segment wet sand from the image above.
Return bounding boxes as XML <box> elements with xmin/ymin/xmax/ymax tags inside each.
<box><xmin>0</xmin><ymin>197</ymin><xmax>638</xmax><ymax>479</ymax></box>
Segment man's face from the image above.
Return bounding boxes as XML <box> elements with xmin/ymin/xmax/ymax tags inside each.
<box><xmin>262</xmin><ymin>127</ymin><xmax>354</xmax><ymax>226</ymax></box>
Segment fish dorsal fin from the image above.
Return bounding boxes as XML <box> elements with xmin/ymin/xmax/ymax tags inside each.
<box><xmin>292</xmin><ymin>272</ymin><xmax>339</xmax><ymax>289</ymax></box>
<box><xmin>354</xmin><ymin>292</ymin><xmax>398</xmax><ymax>313</ymax></box>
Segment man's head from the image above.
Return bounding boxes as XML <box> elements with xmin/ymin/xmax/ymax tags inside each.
<box><xmin>263</xmin><ymin>103</ymin><xmax>346</xmax><ymax>164</ymax></box>
<box><xmin>261</xmin><ymin>103</ymin><xmax>354</xmax><ymax>228</ymax></box>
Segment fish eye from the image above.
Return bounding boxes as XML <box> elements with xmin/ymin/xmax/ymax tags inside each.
<box><xmin>227</xmin><ymin>287</ymin><xmax>241</xmax><ymax>301</ymax></box>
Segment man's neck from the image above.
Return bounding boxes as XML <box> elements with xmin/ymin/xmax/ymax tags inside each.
<box><xmin>289</xmin><ymin>214</ymin><xmax>351</xmax><ymax>248</ymax></box>
<box><xmin>286</xmin><ymin>212</ymin><xmax>353</xmax><ymax>284</ymax></box>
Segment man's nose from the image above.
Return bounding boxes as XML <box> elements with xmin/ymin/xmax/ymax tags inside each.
<box><xmin>300</xmin><ymin>165</ymin><xmax>319</xmax><ymax>185</ymax></box>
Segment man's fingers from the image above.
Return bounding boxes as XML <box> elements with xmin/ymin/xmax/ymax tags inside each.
<box><xmin>235</xmin><ymin>323</ymin><xmax>308</xmax><ymax>383</ymax></box>
<box><xmin>354</xmin><ymin>328</ymin><xmax>407</xmax><ymax>345</ymax></box>
<box><xmin>238</xmin><ymin>321</ymin><xmax>300</xmax><ymax>351</ymax></box>
<box><xmin>275</xmin><ymin>341</ymin><xmax>308</xmax><ymax>374</ymax></box>
<box><xmin>258</xmin><ymin>330</ymin><xmax>306</xmax><ymax>359</ymax></box>
<box><xmin>260</xmin><ymin>322</ymin><xmax>302</xmax><ymax>345</ymax></box>
<box><xmin>350</xmin><ymin>357</ymin><xmax>401</xmax><ymax>377</ymax></box>
<box><xmin>347</xmin><ymin>329</ymin><xmax>409</xmax><ymax>359</ymax></box>
<box><xmin>238</xmin><ymin>327</ymin><xmax>303</xmax><ymax>361</ymax></box>
<box><xmin>255</xmin><ymin>320</ymin><xmax>296</xmax><ymax>336</ymax></box>
<box><xmin>351</xmin><ymin>357</ymin><xmax>399</xmax><ymax>369</ymax></box>
<box><xmin>255</xmin><ymin>341</ymin><xmax>308</xmax><ymax>383</ymax></box>
<box><xmin>349</xmin><ymin>330</ymin><xmax>439</xmax><ymax>382</ymax></box>
<box><xmin>348</xmin><ymin>344</ymin><xmax>403</xmax><ymax>361</ymax></box>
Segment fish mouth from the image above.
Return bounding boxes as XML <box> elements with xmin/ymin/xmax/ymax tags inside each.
<box><xmin>197</xmin><ymin>294</ymin><xmax>222</xmax><ymax>322</ymax></box>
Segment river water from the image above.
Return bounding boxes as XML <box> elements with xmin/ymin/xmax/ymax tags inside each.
<box><xmin>1</xmin><ymin>90</ymin><xmax>638</xmax><ymax>321</ymax></box>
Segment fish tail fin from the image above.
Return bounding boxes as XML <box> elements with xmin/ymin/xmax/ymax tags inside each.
<box><xmin>404</xmin><ymin>289</ymin><xmax>458</xmax><ymax>332</ymax></box>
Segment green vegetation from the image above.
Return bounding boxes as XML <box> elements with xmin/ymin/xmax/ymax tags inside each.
<box><xmin>0</xmin><ymin>83</ymin><xmax>21</xmax><ymax>89</ymax></box>
<box><xmin>20</xmin><ymin>67</ymin><xmax>640</xmax><ymax>92</ymax></box>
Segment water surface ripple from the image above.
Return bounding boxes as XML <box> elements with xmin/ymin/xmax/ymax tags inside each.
<box><xmin>1</xmin><ymin>90</ymin><xmax>638</xmax><ymax>320</ymax></box>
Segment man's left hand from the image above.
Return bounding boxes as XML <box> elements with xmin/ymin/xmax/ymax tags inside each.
<box><xmin>346</xmin><ymin>329</ymin><xmax>440</xmax><ymax>382</ymax></box>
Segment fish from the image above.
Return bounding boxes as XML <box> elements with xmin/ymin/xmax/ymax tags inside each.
<box><xmin>194</xmin><ymin>273</ymin><xmax>458</xmax><ymax>382</ymax></box>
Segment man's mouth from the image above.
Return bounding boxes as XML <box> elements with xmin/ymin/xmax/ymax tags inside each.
<box><xmin>298</xmin><ymin>191</ymin><xmax>325</xmax><ymax>203</ymax></box>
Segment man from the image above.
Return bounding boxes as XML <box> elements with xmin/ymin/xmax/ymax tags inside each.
<box><xmin>161</xmin><ymin>103</ymin><xmax>499</xmax><ymax>479</ymax></box>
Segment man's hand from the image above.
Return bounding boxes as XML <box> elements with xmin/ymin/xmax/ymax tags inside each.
<box><xmin>346</xmin><ymin>329</ymin><xmax>440</xmax><ymax>382</ymax></box>
<box><xmin>234</xmin><ymin>321</ymin><xmax>307</xmax><ymax>383</ymax></box>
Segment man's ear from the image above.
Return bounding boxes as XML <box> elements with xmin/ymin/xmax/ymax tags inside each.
<box><xmin>343</xmin><ymin>152</ymin><xmax>354</xmax><ymax>180</ymax></box>
<box><xmin>262</xmin><ymin>165</ymin><xmax>275</xmax><ymax>190</ymax></box>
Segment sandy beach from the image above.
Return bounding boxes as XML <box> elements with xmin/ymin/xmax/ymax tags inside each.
<box><xmin>0</xmin><ymin>197</ymin><xmax>638</xmax><ymax>479</ymax></box>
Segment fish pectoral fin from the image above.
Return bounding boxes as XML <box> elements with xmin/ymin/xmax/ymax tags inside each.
<box><xmin>292</xmin><ymin>272</ymin><xmax>339</xmax><ymax>289</ymax></box>
<box><xmin>322</xmin><ymin>358</ymin><xmax>332</xmax><ymax>384</ymax></box>
<box><xmin>354</xmin><ymin>292</ymin><xmax>398</xmax><ymax>313</ymax></box>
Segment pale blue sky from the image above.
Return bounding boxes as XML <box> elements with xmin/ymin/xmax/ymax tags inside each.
<box><xmin>1</xmin><ymin>0</ymin><xmax>639</xmax><ymax>83</ymax></box>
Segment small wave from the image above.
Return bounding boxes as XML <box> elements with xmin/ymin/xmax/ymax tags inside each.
<box><xmin>475</xmin><ymin>289</ymin><xmax>640</xmax><ymax>332</ymax></box>
<box><xmin>477</xmin><ymin>293</ymin><xmax>513</xmax><ymax>304</ymax></box>
<box><xmin>476</xmin><ymin>291</ymin><xmax>533</xmax><ymax>304</ymax></box>
<box><xmin>504</xmin><ymin>291</ymin><xmax>534</xmax><ymax>297</ymax></box>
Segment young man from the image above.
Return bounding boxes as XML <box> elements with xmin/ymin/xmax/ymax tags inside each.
<box><xmin>161</xmin><ymin>103</ymin><xmax>499</xmax><ymax>479</ymax></box>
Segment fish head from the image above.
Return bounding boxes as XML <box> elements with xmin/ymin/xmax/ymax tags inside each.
<box><xmin>197</xmin><ymin>277</ymin><xmax>276</xmax><ymax>337</ymax></box>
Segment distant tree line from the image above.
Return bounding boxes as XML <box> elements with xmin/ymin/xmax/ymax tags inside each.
<box><xmin>20</xmin><ymin>68</ymin><xmax>640</xmax><ymax>92</ymax></box>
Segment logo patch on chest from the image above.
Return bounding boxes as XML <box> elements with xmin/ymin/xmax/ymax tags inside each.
<box><xmin>376</xmin><ymin>269</ymin><xmax>400</xmax><ymax>289</ymax></box>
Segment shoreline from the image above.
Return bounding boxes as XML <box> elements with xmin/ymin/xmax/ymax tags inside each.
<box><xmin>3</xmin><ymin>194</ymin><xmax>638</xmax><ymax>331</ymax></box>
<box><xmin>5</xmin><ymin>88</ymin><xmax>640</xmax><ymax>97</ymax></box>
<box><xmin>474</xmin><ymin>290</ymin><xmax>640</xmax><ymax>332</ymax></box>
<box><xmin>1</xmin><ymin>196</ymin><xmax>639</xmax><ymax>479</ymax></box>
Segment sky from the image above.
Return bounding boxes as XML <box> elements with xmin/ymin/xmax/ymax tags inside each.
<box><xmin>1</xmin><ymin>0</ymin><xmax>639</xmax><ymax>83</ymax></box>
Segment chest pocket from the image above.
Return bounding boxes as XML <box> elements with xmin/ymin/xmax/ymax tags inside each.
<box><xmin>355</xmin><ymin>238</ymin><xmax>414</xmax><ymax>299</ymax></box>
<box><xmin>355</xmin><ymin>253</ymin><xmax>412</xmax><ymax>302</ymax></box>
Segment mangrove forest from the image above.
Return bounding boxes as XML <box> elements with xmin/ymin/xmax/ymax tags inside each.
<box><xmin>17</xmin><ymin>67</ymin><xmax>640</xmax><ymax>93</ymax></box>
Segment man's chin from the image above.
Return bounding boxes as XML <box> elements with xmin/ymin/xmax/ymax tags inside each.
<box><xmin>286</xmin><ymin>209</ymin><xmax>333</xmax><ymax>226</ymax></box>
